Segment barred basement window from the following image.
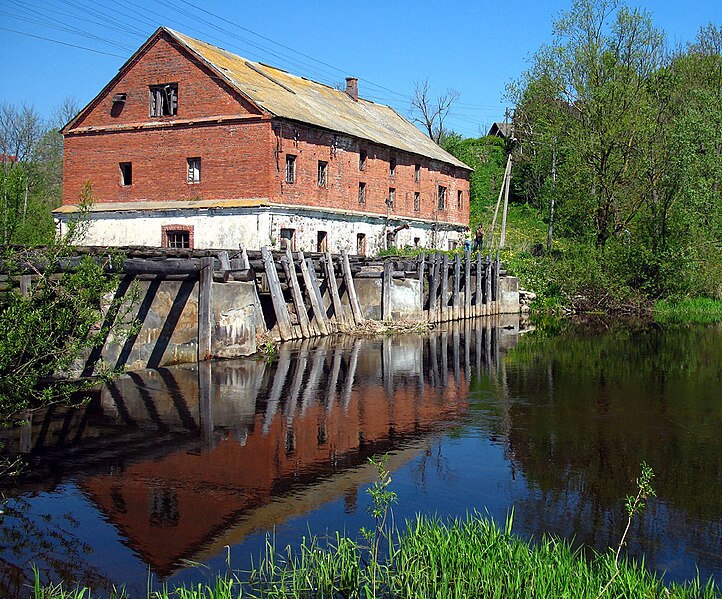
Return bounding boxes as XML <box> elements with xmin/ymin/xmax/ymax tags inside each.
<box><xmin>358</xmin><ymin>182</ymin><xmax>366</xmax><ymax>204</ymax></box>
<box><xmin>357</xmin><ymin>233</ymin><xmax>366</xmax><ymax>256</ymax></box>
<box><xmin>318</xmin><ymin>160</ymin><xmax>328</xmax><ymax>187</ymax></box>
<box><xmin>119</xmin><ymin>162</ymin><xmax>132</xmax><ymax>186</ymax></box>
<box><xmin>166</xmin><ymin>230</ymin><xmax>190</xmax><ymax>249</ymax></box>
<box><xmin>149</xmin><ymin>83</ymin><xmax>178</xmax><ymax>117</ymax></box>
<box><xmin>285</xmin><ymin>154</ymin><xmax>296</xmax><ymax>183</ymax></box>
<box><xmin>437</xmin><ymin>185</ymin><xmax>447</xmax><ymax>211</ymax></box>
<box><xmin>187</xmin><ymin>157</ymin><xmax>201</xmax><ymax>183</ymax></box>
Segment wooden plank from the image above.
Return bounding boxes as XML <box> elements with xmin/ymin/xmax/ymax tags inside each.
<box><xmin>198</xmin><ymin>256</ymin><xmax>213</xmax><ymax>361</ymax></box>
<box><xmin>218</xmin><ymin>251</ymin><xmax>231</xmax><ymax>271</ymax></box>
<box><xmin>429</xmin><ymin>254</ymin><xmax>439</xmax><ymax>323</ymax></box>
<box><xmin>20</xmin><ymin>274</ymin><xmax>31</xmax><ymax>297</ymax></box>
<box><xmin>475</xmin><ymin>251</ymin><xmax>483</xmax><ymax>317</ymax></box>
<box><xmin>261</xmin><ymin>246</ymin><xmax>294</xmax><ymax>341</ymax></box>
<box><xmin>453</xmin><ymin>253</ymin><xmax>461</xmax><ymax>321</ymax></box>
<box><xmin>299</xmin><ymin>251</ymin><xmax>331</xmax><ymax>335</ymax></box>
<box><xmin>417</xmin><ymin>253</ymin><xmax>426</xmax><ymax>317</ymax></box>
<box><xmin>382</xmin><ymin>260</ymin><xmax>393</xmax><ymax>321</ymax></box>
<box><xmin>342</xmin><ymin>249</ymin><xmax>365</xmax><ymax>325</ymax></box>
<box><xmin>323</xmin><ymin>252</ymin><xmax>348</xmax><ymax>328</ymax></box>
<box><xmin>240</xmin><ymin>245</ymin><xmax>267</xmax><ymax>332</ymax></box>
<box><xmin>441</xmin><ymin>254</ymin><xmax>449</xmax><ymax>322</ymax></box>
<box><xmin>485</xmin><ymin>256</ymin><xmax>492</xmax><ymax>308</ymax></box>
<box><xmin>283</xmin><ymin>248</ymin><xmax>311</xmax><ymax>338</ymax></box>
<box><xmin>464</xmin><ymin>249</ymin><xmax>472</xmax><ymax>320</ymax></box>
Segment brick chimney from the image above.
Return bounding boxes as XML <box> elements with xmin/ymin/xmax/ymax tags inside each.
<box><xmin>345</xmin><ymin>77</ymin><xmax>358</xmax><ymax>101</ymax></box>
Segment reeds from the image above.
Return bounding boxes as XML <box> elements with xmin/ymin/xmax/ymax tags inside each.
<box><xmin>35</xmin><ymin>513</ymin><xmax>719</xmax><ymax>598</ymax></box>
<box><xmin>654</xmin><ymin>298</ymin><xmax>722</xmax><ymax>324</ymax></box>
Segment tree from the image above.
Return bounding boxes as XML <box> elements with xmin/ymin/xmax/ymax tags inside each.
<box><xmin>410</xmin><ymin>79</ymin><xmax>460</xmax><ymax>144</ymax></box>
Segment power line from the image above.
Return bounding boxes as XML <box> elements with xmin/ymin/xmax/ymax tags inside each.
<box><xmin>0</xmin><ymin>26</ymin><xmax>127</xmax><ymax>57</ymax></box>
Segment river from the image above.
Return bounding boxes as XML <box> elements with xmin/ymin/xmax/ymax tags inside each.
<box><xmin>0</xmin><ymin>315</ymin><xmax>720</xmax><ymax>596</ymax></box>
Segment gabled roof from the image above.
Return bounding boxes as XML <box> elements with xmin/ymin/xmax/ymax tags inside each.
<box><xmin>69</xmin><ymin>26</ymin><xmax>470</xmax><ymax>171</ymax></box>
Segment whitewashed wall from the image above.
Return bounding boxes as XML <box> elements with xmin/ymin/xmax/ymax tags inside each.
<box><xmin>56</xmin><ymin>206</ymin><xmax>466</xmax><ymax>255</ymax></box>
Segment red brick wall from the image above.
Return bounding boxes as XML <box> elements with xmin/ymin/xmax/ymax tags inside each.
<box><xmin>272</xmin><ymin>121</ymin><xmax>470</xmax><ymax>226</ymax></box>
<box><xmin>63</xmin><ymin>121</ymin><xmax>274</xmax><ymax>204</ymax></box>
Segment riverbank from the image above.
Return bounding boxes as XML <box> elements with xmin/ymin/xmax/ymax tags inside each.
<box><xmin>36</xmin><ymin>513</ymin><xmax>719</xmax><ymax>598</ymax></box>
<box><xmin>653</xmin><ymin>298</ymin><xmax>722</xmax><ymax>324</ymax></box>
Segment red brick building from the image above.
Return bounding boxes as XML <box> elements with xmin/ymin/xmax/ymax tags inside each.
<box><xmin>56</xmin><ymin>27</ymin><xmax>472</xmax><ymax>254</ymax></box>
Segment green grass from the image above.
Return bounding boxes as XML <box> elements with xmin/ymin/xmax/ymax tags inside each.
<box><xmin>34</xmin><ymin>513</ymin><xmax>719</xmax><ymax>599</ymax></box>
<box><xmin>654</xmin><ymin>297</ymin><xmax>722</xmax><ymax>324</ymax></box>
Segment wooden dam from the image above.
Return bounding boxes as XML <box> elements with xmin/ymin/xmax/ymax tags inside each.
<box><xmin>1</xmin><ymin>246</ymin><xmax>519</xmax><ymax>372</ymax></box>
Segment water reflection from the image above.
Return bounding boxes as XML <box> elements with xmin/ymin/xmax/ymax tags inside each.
<box><xmin>0</xmin><ymin>316</ymin><xmax>519</xmax><ymax>591</ymax></box>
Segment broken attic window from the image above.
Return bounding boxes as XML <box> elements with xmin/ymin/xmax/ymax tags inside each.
<box><xmin>149</xmin><ymin>83</ymin><xmax>178</xmax><ymax>117</ymax></box>
<box><xmin>415</xmin><ymin>164</ymin><xmax>421</xmax><ymax>182</ymax></box>
<box><xmin>187</xmin><ymin>157</ymin><xmax>201</xmax><ymax>183</ymax></box>
<box><xmin>285</xmin><ymin>154</ymin><xmax>296</xmax><ymax>183</ymax></box>
<box><xmin>359</xmin><ymin>150</ymin><xmax>367</xmax><ymax>171</ymax></box>
<box><xmin>389</xmin><ymin>157</ymin><xmax>396</xmax><ymax>177</ymax></box>
<box><xmin>318</xmin><ymin>161</ymin><xmax>328</xmax><ymax>187</ymax></box>
<box><xmin>119</xmin><ymin>162</ymin><xmax>132</xmax><ymax>186</ymax></box>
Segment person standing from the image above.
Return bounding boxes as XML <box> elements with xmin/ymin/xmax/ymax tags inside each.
<box><xmin>472</xmin><ymin>223</ymin><xmax>484</xmax><ymax>252</ymax></box>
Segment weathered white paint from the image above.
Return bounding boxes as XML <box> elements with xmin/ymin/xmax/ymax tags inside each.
<box><xmin>56</xmin><ymin>205</ymin><xmax>466</xmax><ymax>254</ymax></box>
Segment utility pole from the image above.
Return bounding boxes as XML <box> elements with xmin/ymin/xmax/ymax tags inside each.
<box><xmin>546</xmin><ymin>137</ymin><xmax>557</xmax><ymax>252</ymax></box>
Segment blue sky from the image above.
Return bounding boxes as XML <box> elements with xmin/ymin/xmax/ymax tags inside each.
<box><xmin>1</xmin><ymin>0</ymin><xmax>720</xmax><ymax>136</ymax></box>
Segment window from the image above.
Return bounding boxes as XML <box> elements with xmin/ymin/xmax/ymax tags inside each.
<box><xmin>358</xmin><ymin>182</ymin><xmax>366</xmax><ymax>204</ymax></box>
<box><xmin>166</xmin><ymin>230</ymin><xmax>190</xmax><ymax>248</ymax></box>
<box><xmin>415</xmin><ymin>164</ymin><xmax>421</xmax><ymax>183</ymax></box>
<box><xmin>457</xmin><ymin>189</ymin><xmax>463</xmax><ymax>209</ymax></box>
<box><xmin>280</xmin><ymin>228</ymin><xmax>296</xmax><ymax>251</ymax></box>
<box><xmin>317</xmin><ymin>230</ymin><xmax>328</xmax><ymax>252</ymax></box>
<box><xmin>414</xmin><ymin>192</ymin><xmax>420</xmax><ymax>211</ymax></box>
<box><xmin>285</xmin><ymin>154</ymin><xmax>296</xmax><ymax>183</ymax></box>
<box><xmin>437</xmin><ymin>185</ymin><xmax>447</xmax><ymax>210</ymax></box>
<box><xmin>386</xmin><ymin>188</ymin><xmax>395</xmax><ymax>210</ymax></box>
<box><xmin>318</xmin><ymin>160</ymin><xmax>328</xmax><ymax>187</ymax></box>
<box><xmin>357</xmin><ymin>233</ymin><xmax>366</xmax><ymax>256</ymax></box>
<box><xmin>162</xmin><ymin>225</ymin><xmax>193</xmax><ymax>249</ymax></box>
<box><xmin>389</xmin><ymin>157</ymin><xmax>396</xmax><ymax>177</ymax></box>
<box><xmin>119</xmin><ymin>162</ymin><xmax>132</xmax><ymax>186</ymax></box>
<box><xmin>149</xmin><ymin>83</ymin><xmax>177</xmax><ymax>117</ymax></box>
<box><xmin>359</xmin><ymin>150</ymin><xmax>367</xmax><ymax>171</ymax></box>
<box><xmin>187</xmin><ymin>157</ymin><xmax>201</xmax><ymax>183</ymax></box>
<box><xmin>414</xmin><ymin>237</ymin><xmax>421</xmax><ymax>247</ymax></box>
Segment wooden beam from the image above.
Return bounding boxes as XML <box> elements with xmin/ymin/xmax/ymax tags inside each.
<box><xmin>299</xmin><ymin>251</ymin><xmax>331</xmax><ymax>336</ymax></box>
<box><xmin>323</xmin><ymin>252</ymin><xmax>348</xmax><ymax>328</ymax></box>
<box><xmin>417</xmin><ymin>252</ymin><xmax>426</xmax><ymax>317</ymax></box>
<box><xmin>475</xmin><ymin>251</ymin><xmax>483</xmax><ymax>317</ymax></box>
<box><xmin>441</xmin><ymin>254</ymin><xmax>449</xmax><ymax>322</ymax></box>
<box><xmin>453</xmin><ymin>253</ymin><xmax>461</xmax><ymax>321</ymax></box>
<box><xmin>261</xmin><ymin>246</ymin><xmax>294</xmax><ymax>341</ymax></box>
<box><xmin>282</xmin><ymin>248</ymin><xmax>311</xmax><ymax>338</ymax></box>
<box><xmin>198</xmin><ymin>256</ymin><xmax>213</xmax><ymax>361</ymax></box>
<box><xmin>464</xmin><ymin>249</ymin><xmax>471</xmax><ymax>320</ymax></box>
<box><xmin>429</xmin><ymin>254</ymin><xmax>439</xmax><ymax>323</ymax></box>
<box><xmin>382</xmin><ymin>260</ymin><xmax>393</xmax><ymax>321</ymax></box>
<box><xmin>240</xmin><ymin>245</ymin><xmax>267</xmax><ymax>332</ymax></box>
<box><xmin>342</xmin><ymin>249</ymin><xmax>364</xmax><ymax>325</ymax></box>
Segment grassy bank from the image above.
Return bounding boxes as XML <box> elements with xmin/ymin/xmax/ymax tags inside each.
<box><xmin>34</xmin><ymin>513</ymin><xmax>718</xmax><ymax>599</ymax></box>
<box><xmin>653</xmin><ymin>298</ymin><xmax>722</xmax><ymax>324</ymax></box>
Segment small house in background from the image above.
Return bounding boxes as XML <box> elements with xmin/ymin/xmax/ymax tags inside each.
<box><xmin>487</xmin><ymin>122</ymin><xmax>514</xmax><ymax>141</ymax></box>
<box><xmin>55</xmin><ymin>27</ymin><xmax>472</xmax><ymax>254</ymax></box>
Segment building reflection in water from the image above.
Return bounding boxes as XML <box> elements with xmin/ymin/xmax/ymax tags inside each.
<box><xmin>2</xmin><ymin>316</ymin><xmax>519</xmax><ymax>581</ymax></box>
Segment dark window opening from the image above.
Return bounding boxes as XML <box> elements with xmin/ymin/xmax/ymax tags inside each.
<box><xmin>285</xmin><ymin>154</ymin><xmax>296</xmax><ymax>183</ymax></box>
<box><xmin>317</xmin><ymin>230</ymin><xmax>328</xmax><ymax>252</ymax></box>
<box><xmin>437</xmin><ymin>185</ymin><xmax>447</xmax><ymax>211</ymax></box>
<box><xmin>187</xmin><ymin>157</ymin><xmax>201</xmax><ymax>183</ymax></box>
<box><xmin>149</xmin><ymin>83</ymin><xmax>178</xmax><ymax>117</ymax></box>
<box><xmin>415</xmin><ymin>164</ymin><xmax>421</xmax><ymax>183</ymax></box>
<box><xmin>119</xmin><ymin>162</ymin><xmax>132</xmax><ymax>186</ymax></box>
<box><xmin>318</xmin><ymin>160</ymin><xmax>328</xmax><ymax>187</ymax></box>
<box><xmin>166</xmin><ymin>230</ymin><xmax>190</xmax><ymax>249</ymax></box>
<box><xmin>414</xmin><ymin>191</ymin><xmax>420</xmax><ymax>211</ymax></box>
<box><xmin>386</xmin><ymin>187</ymin><xmax>395</xmax><ymax>210</ymax></box>
<box><xmin>414</xmin><ymin>237</ymin><xmax>421</xmax><ymax>247</ymax></box>
<box><xmin>389</xmin><ymin>157</ymin><xmax>396</xmax><ymax>177</ymax></box>
<box><xmin>359</xmin><ymin>150</ymin><xmax>367</xmax><ymax>171</ymax></box>
<box><xmin>280</xmin><ymin>228</ymin><xmax>296</xmax><ymax>251</ymax></box>
<box><xmin>358</xmin><ymin>182</ymin><xmax>366</xmax><ymax>204</ymax></box>
<box><xmin>357</xmin><ymin>233</ymin><xmax>366</xmax><ymax>256</ymax></box>
<box><xmin>457</xmin><ymin>189</ymin><xmax>463</xmax><ymax>209</ymax></box>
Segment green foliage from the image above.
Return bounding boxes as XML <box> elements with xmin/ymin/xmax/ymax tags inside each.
<box><xmin>654</xmin><ymin>298</ymin><xmax>722</xmax><ymax>324</ymax></box>
<box><xmin>442</xmin><ymin>134</ymin><xmax>507</xmax><ymax>228</ymax></box>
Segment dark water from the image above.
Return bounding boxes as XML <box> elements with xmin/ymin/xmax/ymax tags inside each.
<box><xmin>1</xmin><ymin>316</ymin><xmax>721</xmax><ymax>596</ymax></box>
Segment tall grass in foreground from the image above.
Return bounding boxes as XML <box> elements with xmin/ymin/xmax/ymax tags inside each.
<box><xmin>34</xmin><ymin>513</ymin><xmax>719</xmax><ymax>598</ymax></box>
<box><xmin>654</xmin><ymin>298</ymin><xmax>722</xmax><ymax>324</ymax></box>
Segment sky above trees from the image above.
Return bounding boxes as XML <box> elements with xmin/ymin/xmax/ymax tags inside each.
<box><xmin>1</xmin><ymin>0</ymin><xmax>720</xmax><ymax>137</ymax></box>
